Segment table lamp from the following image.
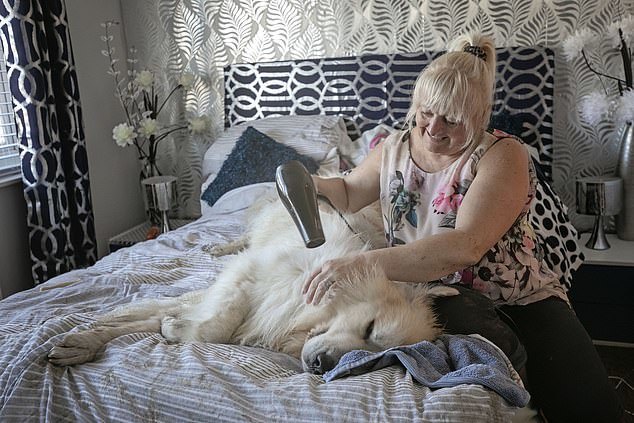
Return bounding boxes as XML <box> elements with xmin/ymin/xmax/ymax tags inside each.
<box><xmin>576</xmin><ymin>176</ymin><xmax>622</xmax><ymax>250</ymax></box>
<box><xmin>142</xmin><ymin>175</ymin><xmax>177</xmax><ymax>234</ymax></box>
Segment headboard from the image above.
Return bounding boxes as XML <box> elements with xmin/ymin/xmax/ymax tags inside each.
<box><xmin>224</xmin><ymin>47</ymin><xmax>554</xmax><ymax>178</ymax></box>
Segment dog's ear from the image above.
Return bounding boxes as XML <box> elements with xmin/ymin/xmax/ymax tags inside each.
<box><xmin>426</xmin><ymin>284</ymin><xmax>460</xmax><ymax>298</ymax></box>
<box><xmin>404</xmin><ymin>283</ymin><xmax>459</xmax><ymax>306</ymax></box>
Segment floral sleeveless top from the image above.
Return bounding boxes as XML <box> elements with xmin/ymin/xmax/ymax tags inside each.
<box><xmin>379</xmin><ymin>129</ymin><xmax>568</xmax><ymax>306</ymax></box>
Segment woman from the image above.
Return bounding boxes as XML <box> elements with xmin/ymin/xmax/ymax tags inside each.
<box><xmin>303</xmin><ymin>33</ymin><xmax>623</xmax><ymax>422</ymax></box>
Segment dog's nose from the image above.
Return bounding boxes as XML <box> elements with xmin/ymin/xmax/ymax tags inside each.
<box><xmin>308</xmin><ymin>352</ymin><xmax>336</xmax><ymax>374</ymax></box>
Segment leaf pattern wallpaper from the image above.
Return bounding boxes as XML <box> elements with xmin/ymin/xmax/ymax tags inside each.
<box><xmin>120</xmin><ymin>0</ymin><xmax>634</xmax><ymax>230</ymax></box>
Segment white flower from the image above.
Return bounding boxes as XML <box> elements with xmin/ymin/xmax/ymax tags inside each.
<box><xmin>187</xmin><ymin>115</ymin><xmax>210</xmax><ymax>134</ymax></box>
<box><xmin>570</xmin><ymin>18</ymin><xmax>634</xmax><ymax>128</ymax></box>
<box><xmin>102</xmin><ymin>23</ymin><xmax>193</xmax><ymax>172</ymax></box>
<box><xmin>608</xmin><ymin>15</ymin><xmax>634</xmax><ymax>47</ymax></box>
<box><xmin>622</xmin><ymin>15</ymin><xmax>634</xmax><ymax>45</ymax></box>
<box><xmin>112</xmin><ymin>123</ymin><xmax>137</xmax><ymax>147</ymax></box>
<box><xmin>134</xmin><ymin>70</ymin><xmax>154</xmax><ymax>89</ymax></box>
<box><xmin>179</xmin><ymin>72</ymin><xmax>195</xmax><ymax>90</ymax></box>
<box><xmin>615</xmin><ymin>89</ymin><xmax>634</xmax><ymax>125</ymax></box>
<box><xmin>139</xmin><ymin>117</ymin><xmax>159</xmax><ymax>138</ymax></box>
<box><xmin>580</xmin><ymin>92</ymin><xmax>611</xmax><ymax>125</ymax></box>
<box><xmin>562</xmin><ymin>28</ymin><xmax>596</xmax><ymax>62</ymax></box>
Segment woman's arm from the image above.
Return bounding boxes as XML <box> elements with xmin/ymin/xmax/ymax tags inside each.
<box><xmin>313</xmin><ymin>143</ymin><xmax>384</xmax><ymax>213</ymax></box>
<box><xmin>304</xmin><ymin>138</ymin><xmax>530</xmax><ymax>304</ymax></box>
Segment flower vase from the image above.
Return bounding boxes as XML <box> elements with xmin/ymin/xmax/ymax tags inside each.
<box><xmin>616</xmin><ymin>121</ymin><xmax>634</xmax><ymax>240</ymax></box>
<box><xmin>140</xmin><ymin>159</ymin><xmax>162</xmax><ymax>226</ymax></box>
<box><xmin>142</xmin><ymin>175</ymin><xmax>177</xmax><ymax>234</ymax></box>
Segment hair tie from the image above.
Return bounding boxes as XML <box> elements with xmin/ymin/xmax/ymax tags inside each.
<box><xmin>463</xmin><ymin>45</ymin><xmax>487</xmax><ymax>61</ymax></box>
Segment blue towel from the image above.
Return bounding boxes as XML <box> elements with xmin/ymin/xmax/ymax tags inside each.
<box><xmin>323</xmin><ymin>334</ymin><xmax>530</xmax><ymax>407</ymax></box>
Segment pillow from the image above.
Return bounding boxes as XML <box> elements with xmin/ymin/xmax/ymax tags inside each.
<box><xmin>201</xmin><ymin>115</ymin><xmax>351</xmax><ymax>182</ymax></box>
<box><xmin>528</xmin><ymin>157</ymin><xmax>585</xmax><ymax>291</ymax></box>
<box><xmin>201</xmin><ymin>126</ymin><xmax>319</xmax><ymax>207</ymax></box>
<box><xmin>205</xmin><ymin>182</ymin><xmax>278</xmax><ymax>215</ymax></box>
<box><xmin>316</xmin><ymin>147</ymin><xmax>341</xmax><ymax>177</ymax></box>
<box><xmin>349</xmin><ymin>124</ymin><xmax>395</xmax><ymax>165</ymax></box>
<box><xmin>199</xmin><ymin>146</ymin><xmax>340</xmax><ymax>216</ymax></box>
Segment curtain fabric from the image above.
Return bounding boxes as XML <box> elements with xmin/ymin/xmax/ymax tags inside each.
<box><xmin>0</xmin><ymin>0</ymin><xmax>97</xmax><ymax>284</ymax></box>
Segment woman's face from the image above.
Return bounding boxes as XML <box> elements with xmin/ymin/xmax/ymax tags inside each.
<box><xmin>414</xmin><ymin>108</ymin><xmax>468</xmax><ymax>157</ymax></box>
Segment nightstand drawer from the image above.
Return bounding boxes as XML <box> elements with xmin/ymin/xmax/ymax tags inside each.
<box><xmin>569</xmin><ymin>264</ymin><xmax>634</xmax><ymax>343</ymax></box>
<box><xmin>569</xmin><ymin>265</ymin><xmax>634</xmax><ymax>306</ymax></box>
<box><xmin>570</xmin><ymin>301</ymin><xmax>634</xmax><ymax>343</ymax></box>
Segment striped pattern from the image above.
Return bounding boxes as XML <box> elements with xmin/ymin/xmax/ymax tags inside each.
<box><xmin>120</xmin><ymin>0</ymin><xmax>634</xmax><ymax>229</ymax></box>
<box><xmin>0</xmin><ymin>210</ymin><xmax>521</xmax><ymax>422</ymax></box>
<box><xmin>224</xmin><ymin>47</ymin><xmax>555</xmax><ymax>178</ymax></box>
<box><xmin>0</xmin><ymin>0</ymin><xmax>97</xmax><ymax>283</ymax></box>
<box><xmin>202</xmin><ymin>114</ymin><xmax>349</xmax><ymax>182</ymax></box>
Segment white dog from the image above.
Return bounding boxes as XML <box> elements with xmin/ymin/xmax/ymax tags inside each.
<box><xmin>48</xmin><ymin>198</ymin><xmax>457</xmax><ymax>373</ymax></box>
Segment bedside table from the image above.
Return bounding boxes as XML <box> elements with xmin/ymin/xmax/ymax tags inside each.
<box><xmin>568</xmin><ymin>233</ymin><xmax>634</xmax><ymax>345</ymax></box>
<box><xmin>108</xmin><ymin>219</ymin><xmax>194</xmax><ymax>253</ymax></box>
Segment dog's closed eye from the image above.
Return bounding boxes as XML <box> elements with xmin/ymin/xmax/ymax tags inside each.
<box><xmin>363</xmin><ymin>319</ymin><xmax>375</xmax><ymax>340</ymax></box>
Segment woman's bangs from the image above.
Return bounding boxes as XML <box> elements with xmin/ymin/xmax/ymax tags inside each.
<box><xmin>419</xmin><ymin>69</ymin><xmax>469</xmax><ymax>124</ymax></box>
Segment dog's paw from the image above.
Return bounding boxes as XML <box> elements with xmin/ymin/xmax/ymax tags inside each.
<box><xmin>204</xmin><ymin>238</ymin><xmax>248</xmax><ymax>257</ymax></box>
<box><xmin>161</xmin><ymin>316</ymin><xmax>190</xmax><ymax>343</ymax></box>
<box><xmin>48</xmin><ymin>332</ymin><xmax>101</xmax><ymax>366</ymax></box>
<box><xmin>205</xmin><ymin>244</ymin><xmax>234</xmax><ymax>257</ymax></box>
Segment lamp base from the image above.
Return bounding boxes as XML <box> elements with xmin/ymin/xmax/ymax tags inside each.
<box><xmin>585</xmin><ymin>215</ymin><xmax>610</xmax><ymax>250</ymax></box>
<box><xmin>142</xmin><ymin>176</ymin><xmax>177</xmax><ymax>234</ymax></box>
<box><xmin>161</xmin><ymin>210</ymin><xmax>171</xmax><ymax>234</ymax></box>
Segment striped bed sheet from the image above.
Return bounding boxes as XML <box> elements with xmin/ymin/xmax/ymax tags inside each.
<box><xmin>0</xmin><ymin>207</ymin><xmax>525</xmax><ymax>422</ymax></box>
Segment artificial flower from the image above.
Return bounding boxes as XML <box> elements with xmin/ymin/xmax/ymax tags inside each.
<box><xmin>134</xmin><ymin>70</ymin><xmax>154</xmax><ymax>90</ymax></box>
<box><xmin>112</xmin><ymin>123</ymin><xmax>136</xmax><ymax>147</ymax></box>
<box><xmin>187</xmin><ymin>115</ymin><xmax>210</xmax><ymax>134</ymax></box>
<box><xmin>607</xmin><ymin>15</ymin><xmax>634</xmax><ymax>47</ymax></box>
<box><xmin>562</xmin><ymin>28</ymin><xmax>596</xmax><ymax>62</ymax></box>
<box><xmin>615</xmin><ymin>89</ymin><xmax>634</xmax><ymax>124</ymax></box>
<box><xmin>179</xmin><ymin>72</ymin><xmax>195</xmax><ymax>90</ymax></box>
<box><xmin>101</xmin><ymin>20</ymin><xmax>210</xmax><ymax>177</ymax></box>
<box><xmin>563</xmin><ymin>15</ymin><xmax>633</xmax><ymax>125</ymax></box>
<box><xmin>579</xmin><ymin>92</ymin><xmax>612</xmax><ymax>125</ymax></box>
<box><xmin>139</xmin><ymin>117</ymin><xmax>159</xmax><ymax>138</ymax></box>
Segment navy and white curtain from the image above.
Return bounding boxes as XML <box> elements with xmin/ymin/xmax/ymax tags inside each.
<box><xmin>0</xmin><ymin>0</ymin><xmax>96</xmax><ymax>284</ymax></box>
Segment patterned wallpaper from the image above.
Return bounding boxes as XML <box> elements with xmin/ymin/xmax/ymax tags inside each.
<box><xmin>120</xmin><ymin>0</ymin><xmax>634</xmax><ymax>230</ymax></box>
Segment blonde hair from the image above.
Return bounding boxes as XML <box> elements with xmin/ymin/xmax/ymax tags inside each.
<box><xmin>405</xmin><ymin>32</ymin><xmax>497</xmax><ymax>147</ymax></box>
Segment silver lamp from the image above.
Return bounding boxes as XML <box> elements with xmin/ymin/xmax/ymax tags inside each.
<box><xmin>142</xmin><ymin>175</ymin><xmax>177</xmax><ymax>234</ymax></box>
<box><xmin>576</xmin><ymin>176</ymin><xmax>622</xmax><ymax>250</ymax></box>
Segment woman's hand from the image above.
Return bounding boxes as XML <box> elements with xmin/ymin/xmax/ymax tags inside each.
<box><xmin>302</xmin><ymin>253</ymin><xmax>369</xmax><ymax>305</ymax></box>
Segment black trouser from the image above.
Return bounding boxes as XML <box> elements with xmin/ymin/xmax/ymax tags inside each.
<box><xmin>433</xmin><ymin>286</ymin><xmax>624</xmax><ymax>423</ymax></box>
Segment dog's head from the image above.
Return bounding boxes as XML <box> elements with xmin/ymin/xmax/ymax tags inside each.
<box><xmin>300</xmin><ymin>266</ymin><xmax>447</xmax><ymax>374</ymax></box>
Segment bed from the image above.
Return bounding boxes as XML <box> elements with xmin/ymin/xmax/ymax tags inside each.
<box><xmin>0</xmin><ymin>47</ymin><xmax>581</xmax><ymax>422</ymax></box>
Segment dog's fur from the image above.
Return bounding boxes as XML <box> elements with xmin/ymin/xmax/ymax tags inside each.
<box><xmin>48</xmin><ymin>198</ymin><xmax>457</xmax><ymax>373</ymax></box>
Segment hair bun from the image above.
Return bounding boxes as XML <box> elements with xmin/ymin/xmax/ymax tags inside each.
<box><xmin>463</xmin><ymin>45</ymin><xmax>487</xmax><ymax>61</ymax></box>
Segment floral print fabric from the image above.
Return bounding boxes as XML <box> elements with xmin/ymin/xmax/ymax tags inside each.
<box><xmin>379</xmin><ymin>130</ymin><xmax>568</xmax><ymax>306</ymax></box>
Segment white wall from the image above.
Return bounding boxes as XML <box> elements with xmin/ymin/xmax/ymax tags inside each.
<box><xmin>66</xmin><ymin>0</ymin><xmax>146</xmax><ymax>259</ymax></box>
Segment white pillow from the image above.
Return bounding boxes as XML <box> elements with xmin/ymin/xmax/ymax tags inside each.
<box><xmin>315</xmin><ymin>147</ymin><xmax>341</xmax><ymax>177</ymax></box>
<box><xmin>348</xmin><ymin>124</ymin><xmax>395</xmax><ymax>165</ymax></box>
<box><xmin>201</xmin><ymin>115</ymin><xmax>351</xmax><ymax>182</ymax></box>
<box><xmin>203</xmin><ymin>182</ymin><xmax>278</xmax><ymax>216</ymax></box>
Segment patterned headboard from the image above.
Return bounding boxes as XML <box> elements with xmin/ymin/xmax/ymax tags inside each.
<box><xmin>224</xmin><ymin>47</ymin><xmax>554</xmax><ymax>178</ymax></box>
